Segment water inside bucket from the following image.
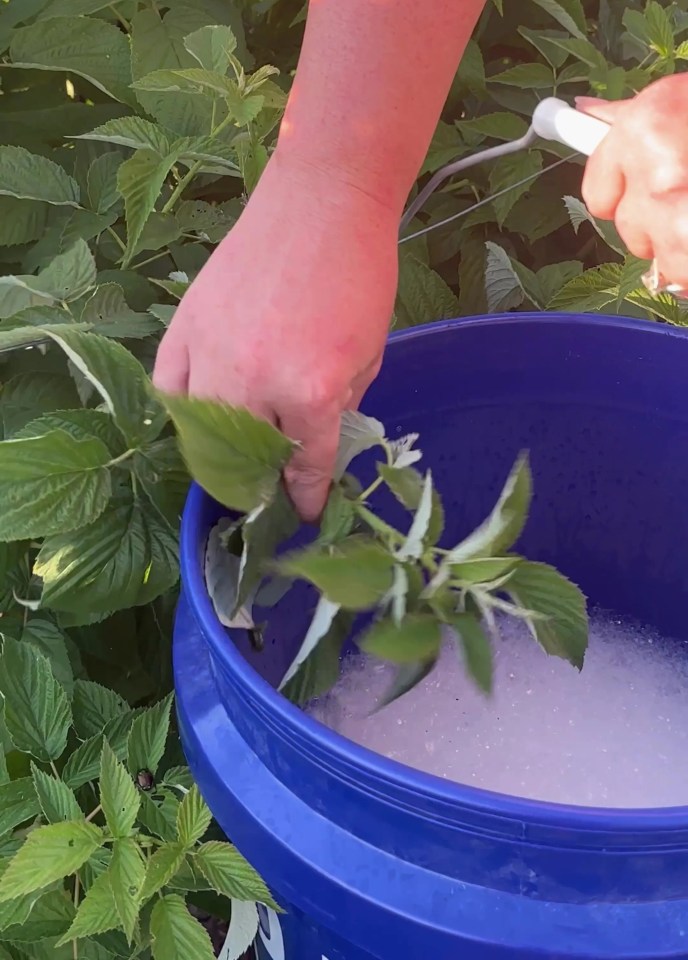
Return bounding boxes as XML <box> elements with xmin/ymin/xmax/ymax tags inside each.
<box><xmin>308</xmin><ymin>611</ymin><xmax>688</xmax><ymax>808</ymax></box>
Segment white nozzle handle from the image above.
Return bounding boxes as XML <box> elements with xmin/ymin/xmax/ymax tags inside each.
<box><xmin>532</xmin><ymin>97</ymin><xmax>610</xmax><ymax>157</ymax></box>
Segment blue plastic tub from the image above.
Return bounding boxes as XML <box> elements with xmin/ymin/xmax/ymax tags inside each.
<box><xmin>175</xmin><ymin>313</ymin><xmax>688</xmax><ymax>959</ymax></box>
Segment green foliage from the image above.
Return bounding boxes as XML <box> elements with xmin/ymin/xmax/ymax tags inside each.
<box><xmin>399</xmin><ymin>0</ymin><xmax>688</xmax><ymax>326</ymax></box>
<box><xmin>0</xmin><ymin>1</ymin><xmax>675</xmax><ymax>955</ymax></box>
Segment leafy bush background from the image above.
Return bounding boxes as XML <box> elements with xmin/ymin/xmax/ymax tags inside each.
<box><xmin>0</xmin><ymin>0</ymin><xmax>685</xmax><ymax>956</ymax></box>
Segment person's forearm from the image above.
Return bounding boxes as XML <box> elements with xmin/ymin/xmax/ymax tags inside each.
<box><xmin>276</xmin><ymin>0</ymin><xmax>486</xmax><ymax>215</ymax></box>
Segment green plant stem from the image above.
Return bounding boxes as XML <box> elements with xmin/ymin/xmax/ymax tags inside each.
<box><xmin>131</xmin><ymin>249</ymin><xmax>173</xmax><ymax>272</ymax></box>
<box><xmin>107</xmin><ymin>448</ymin><xmax>136</xmax><ymax>468</ymax></box>
<box><xmin>354</xmin><ymin>504</ymin><xmax>403</xmax><ymax>543</ymax></box>
<box><xmin>85</xmin><ymin>803</ymin><xmax>102</xmax><ymax>823</ymax></box>
<box><xmin>50</xmin><ymin>761</ymin><xmax>60</xmax><ymax>778</ymax></box>
<box><xmin>162</xmin><ymin>162</ymin><xmax>203</xmax><ymax>214</ymax></box>
<box><xmin>72</xmin><ymin>874</ymin><xmax>80</xmax><ymax>960</ymax></box>
<box><xmin>106</xmin><ymin>226</ymin><xmax>126</xmax><ymax>254</ymax></box>
<box><xmin>358</xmin><ymin>475</ymin><xmax>385</xmax><ymax>502</ymax></box>
<box><xmin>108</xmin><ymin>4</ymin><xmax>130</xmax><ymax>31</ymax></box>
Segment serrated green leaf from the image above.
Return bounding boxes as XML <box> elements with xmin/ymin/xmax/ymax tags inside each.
<box><xmin>138</xmin><ymin>792</ymin><xmax>180</xmax><ymax>844</ymax></box>
<box><xmin>0</xmin><ymin>780</ymin><xmax>40</xmax><ymax>839</ymax></box>
<box><xmin>0</xmin><ymin>821</ymin><xmax>102</xmax><ymax>902</ymax></box>
<box><xmin>0</xmin><ymin>197</ymin><xmax>49</xmax><ymax>248</ymax></box>
<box><xmin>395</xmin><ymin>254</ymin><xmax>460</xmax><ymax>328</ymax></box>
<box><xmin>0</xmin><ymin>147</ymin><xmax>79</xmax><ymax>208</ymax></box>
<box><xmin>0</xmin><ymin>888</ymin><xmax>37</xmax><ymax>935</ymax></box>
<box><xmin>175</xmin><ymin>199</ymin><xmax>236</xmax><ymax>241</ymax></box>
<box><xmin>30</xmin><ymin>240</ymin><xmax>97</xmax><ymax>303</ymax></box>
<box><xmin>100</xmin><ymin>743</ymin><xmax>139</xmax><ymax>839</ymax></box>
<box><xmin>62</xmin><ymin>717</ymin><xmax>138</xmax><ymax>791</ymax></box>
<box><xmin>484</xmin><ymin>241</ymin><xmax>528</xmax><ymax>311</ymax></box>
<box><xmin>195</xmin><ymin>841</ymin><xmax>277</xmax><ymax>908</ymax></box>
<box><xmin>127</xmin><ymin>695</ymin><xmax>173</xmax><ymax>777</ymax></box>
<box><xmin>0</xmin><ymin>428</ymin><xmax>112</xmax><ymax>542</ymax></box>
<box><xmin>42</xmin><ymin>328</ymin><xmax>166</xmax><ymax>446</ymax></box>
<box><xmin>459</xmin><ymin>111</ymin><xmax>529</xmax><ymax>142</ymax></box>
<box><xmin>548</xmin><ymin>262</ymin><xmax>623</xmax><ymax>312</ymax></box>
<box><xmin>150</xmin><ymin>894</ymin><xmax>215</xmax><ymax>960</ymax></box>
<box><xmin>279</xmin><ymin>536</ymin><xmax>395</xmax><ymax>610</ymax></box>
<box><xmin>36</xmin><ymin>486</ymin><xmax>179</xmax><ymax>614</ymax></box>
<box><xmin>184</xmin><ymin>25</ymin><xmax>237</xmax><ymax>73</ymax></box>
<box><xmin>161</xmin><ymin>393</ymin><xmax>296</xmax><ymax>513</ymax></box>
<box><xmin>506</xmin><ymin>561</ymin><xmax>588</xmax><ymax>667</ymax></box>
<box><xmin>1</xmin><ymin>887</ymin><xmax>75</xmax><ymax>942</ymax></box>
<box><xmin>10</xmin><ymin>16</ymin><xmax>135</xmax><ymax>104</ymax></box>
<box><xmin>644</xmin><ymin>0</ymin><xmax>674</xmax><ymax>57</ymax></box>
<box><xmin>0</xmin><ymin>638</ymin><xmax>71</xmax><ymax>762</ymax></box>
<box><xmin>56</xmin><ymin>869</ymin><xmax>118</xmax><ymax>946</ymax></box>
<box><xmin>86</xmin><ymin>153</ymin><xmax>123</xmax><ymax>216</ymax></box>
<box><xmin>134</xmin><ymin>69</ymin><xmax>264</xmax><ymax>125</ymax></box>
<box><xmin>117</xmin><ymin>149</ymin><xmax>182</xmax><ymax>268</ymax></box>
<box><xmin>74</xmin><ymin>118</ymin><xmax>173</xmax><ymax>156</ymax></box>
<box><xmin>30</xmin><ymin>765</ymin><xmax>81</xmax><ymax>823</ymax></box>
<box><xmin>281</xmin><ymin>607</ymin><xmax>353</xmax><ymax>706</ymax></box>
<box><xmin>177</xmin><ymin>785</ymin><xmax>212</xmax><ymax>848</ymax></box>
<box><xmin>450</xmin><ymin>556</ymin><xmax>518</xmax><ymax>584</ymax></box>
<box><xmin>80</xmin><ymin>284</ymin><xmax>161</xmax><ymax>340</ymax></box>
<box><xmin>531</xmin><ymin>0</ymin><xmax>586</xmax><ymax>38</ymax></box>
<box><xmin>489</xmin><ymin>62</ymin><xmax>554</xmax><ymax>88</ymax></box>
<box><xmin>109</xmin><ymin>837</ymin><xmax>144</xmax><ymax>942</ymax></box>
<box><xmin>447</xmin><ymin>454</ymin><xmax>532</xmax><ymax>564</ymax></box>
<box><xmin>21</xmin><ymin>618</ymin><xmax>74</xmax><ymax>696</ymax></box>
<box><xmin>318</xmin><ymin>486</ymin><xmax>356</xmax><ymax>547</ymax></box>
<box><xmin>359</xmin><ymin>614</ymin><xmax>442</xmax><ymax>664</ymax></box>
<box><xmin>489</xmin><ymin>150</ymin><xmax>543</xmax><ymax>226</ymax></box>
<box><xmin>449</xmin><ymin>613</ymin><xmax>494</xmax><ymax>693</ymax></box>
<box><xmin>140</xmin><ymin>842</ymin><xmax>186</xmax><ymax>901</ymax></box>
<box><xmin>1</xmin><ymin>373</ymin><xmax>79</xmax><ymax>441</ymax></box>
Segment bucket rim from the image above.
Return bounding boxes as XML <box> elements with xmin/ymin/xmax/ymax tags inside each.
<box><xmin>179</xmin><ymin>311</ymin><xmax>688</xmax><ymax>834</ymax></box>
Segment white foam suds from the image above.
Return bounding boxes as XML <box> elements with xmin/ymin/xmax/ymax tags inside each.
<box><xmin>308</xmin><ymin>613</ymin><xmax>688</xmax><ymax>807</ymax></box>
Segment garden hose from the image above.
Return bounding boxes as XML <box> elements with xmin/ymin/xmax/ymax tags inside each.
<box><xmin>399</xmin><ymin>97</ymin><xmax>610</xmax><ymax>242</ymax></box>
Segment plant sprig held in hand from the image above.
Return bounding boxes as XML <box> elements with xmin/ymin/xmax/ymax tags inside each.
<box><xmin>163</xmin><ymin>395</ymin><xmax>588</xmax><ymax>708</ymax></box>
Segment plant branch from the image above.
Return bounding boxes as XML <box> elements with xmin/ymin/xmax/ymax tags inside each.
<box><xmin>85</xmin><ymin>804</ymin><xmax>102</xmax><ymax>823</ymax></box>
<box><xmin>106</xmin><ymin>226</ymin><xmax>126</xmax><ymax>254</ymax></box>
<box><xmin>162</xmin><ymin>161</ymin><xmax>203</xmax><ymax>214</ymax></box>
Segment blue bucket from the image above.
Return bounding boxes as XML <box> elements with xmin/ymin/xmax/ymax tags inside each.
<box><xmin>175</xmin><ymin>313</ymin><xmax>688</xmax><ymax>959</ymax></box>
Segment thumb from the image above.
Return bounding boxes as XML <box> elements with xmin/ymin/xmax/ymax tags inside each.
<box><xmin>575</xmin><ymin>96</ymin><xmax>629</xmax><ymax>125</ymax></box>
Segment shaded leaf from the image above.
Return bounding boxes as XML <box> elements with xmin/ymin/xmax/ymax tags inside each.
<box><xmin>10</xmin><ymin>16</ymin><xmax>134</xmax><ymax>103</ymax></box>
<box><xmin>281</xmin><ymin>608</ymin><xmax>353</xmax><ymax>707</ymax></box>
<box><xmin>57</xmin><ymin>870</ymin><xmax>118</xmax><ymax>946</ymax></box>
<box><xmin>127</xmin><ymin>695</ymin><xmax>173</xmax><ymax>777</ymax></box>
<box><xmin>0</xmin><ymin>780</ymin><xmax>40</xmax><ymax>839</ymax></box>
<box><xmin>140</xmin><ymin>842</ymin><xmax>186</xmax><ymax>901</ymax></box>
<box><xmin>0</xmin><ymin>147</ymin><xmax>79</xmax><ymax>208</ymax></box>
<box><xmin>117</xmin><ymin>149</ymin><xmax>181</xmax><ymax>268</ymax></box>
<box><xmin>0</xmin><ymin>639</ymin><xmax>71</xmax><ymax>762</ymax></box>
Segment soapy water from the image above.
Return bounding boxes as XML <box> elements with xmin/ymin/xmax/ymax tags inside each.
<box><xmin>308</xmin><ymin>612</ymin><xmax>688</xmax><ymax>808</ymax></box>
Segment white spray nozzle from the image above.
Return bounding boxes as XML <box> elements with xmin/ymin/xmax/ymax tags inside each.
<box><xmin>532</xmin><ymin>97</ymin><xmax>610</xmax><ymax>157</ymax></box>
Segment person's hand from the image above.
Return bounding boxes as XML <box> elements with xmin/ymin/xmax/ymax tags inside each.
<box><xmin>153</xmin><ymin>154</ymin><xmax>399</xmax><ymax>522</ymax></box>
<box><xmin>577</xmin><ymin>74</ymin><xmax>688</xmax><ymax>292</ymax></box>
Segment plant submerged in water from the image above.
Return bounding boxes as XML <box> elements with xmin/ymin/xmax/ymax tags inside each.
<box><xmin>172</xmin><ymin>396</ymin><xmax>589</xmax><ymax>708</ymax></box>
